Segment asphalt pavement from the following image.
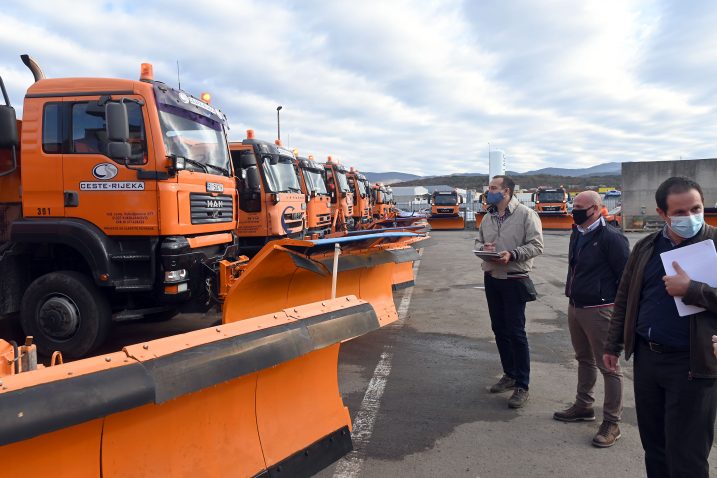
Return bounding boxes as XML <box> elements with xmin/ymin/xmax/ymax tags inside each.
<box><xmin>317</xmin><ymin>229</ymin><xmax>717</xmax><ymax>478</ymax></box>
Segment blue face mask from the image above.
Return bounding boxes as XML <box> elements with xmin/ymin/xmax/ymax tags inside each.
<box><xmin>668</xmin><ymin>213</ymin><xmax>704</xmax><ymax>239</ymax></box>
<box><xmin>486</xmin><ymin>191</ymin><xmax>504</xmax><ymax>205</ymax></box>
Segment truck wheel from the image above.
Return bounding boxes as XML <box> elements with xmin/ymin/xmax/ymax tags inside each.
<box><xmin>20</xmin><ymin>271</ymin><xmax>111</xmax><ymax>359</ymax></box>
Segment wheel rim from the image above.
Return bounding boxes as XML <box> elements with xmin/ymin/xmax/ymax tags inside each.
<box><xmin>37</xmin><ymin>294</ymin><xmax>81</xmax><ymax>341</ymax></box>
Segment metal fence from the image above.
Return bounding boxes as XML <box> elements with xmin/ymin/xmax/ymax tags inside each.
<box><xmin>396</xmin><ymin>195</ymin><xmax>622</xmax><ymax>225</ymax></box>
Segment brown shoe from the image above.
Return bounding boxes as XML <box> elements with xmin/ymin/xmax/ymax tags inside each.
<box><xmin>592</xmin><ymin>421</ymin><xmax>621</xmax><ymax>448</ymax></box>
<box><xmin>489</xmin><ymin>374</ymin><xmax>516</xmax><ymax>393</ymax></box>
<box><xmin>553</xmin><ymin>404</ymin><xmax>596</xmax><ymax>422</ymax></box>
<box><xmin>508</xmin><ymin>388</ymin><xmax>529</xmax><ymax>408</ymax></box>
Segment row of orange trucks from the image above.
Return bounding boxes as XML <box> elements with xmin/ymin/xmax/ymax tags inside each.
<box><xmin>0</xmin><ymin>55</ymin><xmax>428</xmax><ymax>477</ymax></box>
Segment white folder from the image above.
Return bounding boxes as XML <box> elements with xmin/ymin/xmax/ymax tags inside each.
<box><xmin>660</xmin><ymin>239</ymin><xmax>717</xmax><ymax>317</ymax></box>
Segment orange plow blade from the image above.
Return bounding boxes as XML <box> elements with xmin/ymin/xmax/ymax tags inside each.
<box><xmin>0</xmin><ymin>297</ymin><xmax>382</xmax><ymax>477</ymax></box>
<box><xmin>222</xmin><ymin>232</ymin><xmax>426</xmax><ymax>327</ymax></box>
<box><xmin>428</xmin><ymin>215</ymin><xmax>465</xmax><ymax>230</ymax></box>
<box><xmin>538</xmin><ymin>213</ymin><xmax>574</xmax><ymax>230</ymax></box>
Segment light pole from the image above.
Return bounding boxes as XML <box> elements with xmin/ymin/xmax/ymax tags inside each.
<box><xmin>276</xmin><ymin>105</ymin><xmax>283</xmax><ymax>142</ymax></box>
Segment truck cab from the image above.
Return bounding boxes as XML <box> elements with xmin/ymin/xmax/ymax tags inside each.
<box><xmin>0</xmin><ymin>56</ymin><xmax>238</xmax><ymax>357</ymax></box>
<box><xmin>322</xmin><ymin>157</ymin><xmax>354</xmax><ymax>232</ymax></box>
<box><xmin>229</xmin><ymin>131</ymin><xmax>306</xmax><ymax>254</ymax></box>
<box><xmin>371</xmin><ymin>183</ymin><xmax>393</xmax><ymax>219</ymax></box>
<box><xmin>534</xmin><ymin>187</ymin><xmax>568</xmax><ymax>214</ymax></box>
<box><xmin>346</xmin><ymin>168</ymin><xmax>372</xmax><ymax>229</ymax></box>
<box><xmin>431</xmin><ymin>191</ymin><xmax>460</xmax><ymax>216</ymax></box>
<box><xmin>294</xmin><ymin>155</ymin><xmax>332</xmax><ymax>238</ymax></box>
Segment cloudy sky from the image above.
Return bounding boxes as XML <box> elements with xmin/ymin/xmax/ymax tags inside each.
<box><xmin>1</xmin><ymin>0</ymin><xmax>715</xmax><ymax>175</ymax></box>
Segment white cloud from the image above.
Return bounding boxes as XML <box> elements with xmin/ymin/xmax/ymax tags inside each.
<box><xmin>1</xmin><ymin>0</ymin><xmax>716</xmax><ymax>176</ymax></box>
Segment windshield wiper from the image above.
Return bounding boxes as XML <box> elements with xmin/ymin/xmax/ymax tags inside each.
<box><xmin>203</xmin><ymin>163</ymin><xmax>230</xmax><ymax>176</ymax></box>
<box><xmin>288</xmin><ymin>187</ymin><xmax>303</xmax><ymax>193</ymax></box>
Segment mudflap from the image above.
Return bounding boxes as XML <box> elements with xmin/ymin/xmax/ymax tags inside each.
<box><xmin>538</xmin><ymin>214</ymin><xmax>574</xmax><ymax>230</ymax></box>
<box><xmin>428</xmin><ymin>215</ymin><xmax>465</xmax><ymax>230</ymax></box>
<box><xmin>0</xmin><ymin>298</ymin><xmax>380</xmax><ymax>478</ymax></box>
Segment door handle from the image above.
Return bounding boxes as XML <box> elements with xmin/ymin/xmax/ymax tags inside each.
<box><xmin>64</xmin><ymin>191</ymin><xmax>79</xmax><ymax>207</ymax></box>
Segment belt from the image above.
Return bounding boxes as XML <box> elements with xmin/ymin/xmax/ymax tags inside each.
<box><xmin>569</xmin><ymin>299</ymin><xmax>614</xmax><ymax>309</ymax></box>
<box><xmin>638</xmin><ymin>336</ymin><xmax>688</xmax><ymax>354</ymax></box>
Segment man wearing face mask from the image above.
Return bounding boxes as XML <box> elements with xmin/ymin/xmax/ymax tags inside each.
<box><xmin>604</xmin><ymin>177</ymin><xmax>717</xmax><ymax>478</ymax></box>
<box><xmin>475</xmin><ymin>175</ymin><xmax>544</xmax><ymax>408</ymax></box>
<box><xmin>554</xmin><ymin>191</ymin><xmax>629</xmax><ymax>448</ymax></box>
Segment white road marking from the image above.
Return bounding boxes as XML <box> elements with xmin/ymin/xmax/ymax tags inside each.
<box><xmin>332</xmin><ymin>250</ymin><xmax>422</xmax><ymax>478</ymax></box>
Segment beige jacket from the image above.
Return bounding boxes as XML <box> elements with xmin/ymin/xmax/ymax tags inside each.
<box><xmin>474</xmin><ymin>196</ymin><xmax>544</xmax><ymax>279</ymax></box>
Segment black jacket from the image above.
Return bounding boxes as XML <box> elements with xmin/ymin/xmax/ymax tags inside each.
<box><xmin>565</xmin><ymin>220</ymin><xmax>630</xmax><ymax>307</ymax></box>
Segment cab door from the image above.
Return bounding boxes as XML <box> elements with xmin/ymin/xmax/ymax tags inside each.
<box><xmin>61</xmin><ymin>96</ymin><xmax>158</xmax><ymax>235</ymax></box>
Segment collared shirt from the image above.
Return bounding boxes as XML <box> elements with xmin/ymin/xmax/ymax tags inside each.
<box><xmin>577</xmin><ymin>216</ymin><xmax>604</xmax><ymax>234</ymax></box>
<box><xmin>635</xmin><ymin>227</ymin><xmax>689</xmax><ymax>349</ymax></box>
<box><xmin>490</xmin><ymin>205</ymin><xmax>511</xmax><ymax>226</ymax></box>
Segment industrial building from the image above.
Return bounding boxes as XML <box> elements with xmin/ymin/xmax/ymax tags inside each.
<box><xmin>622</xmin><ymin>158</ymin><xmax>717</xmax><ymax>230</ymax></box>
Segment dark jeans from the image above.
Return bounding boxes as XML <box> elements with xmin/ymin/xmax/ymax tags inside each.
<box><xmin>484</xmin><ymin>274</ymin><xmax>530</xmax><ymax>390</ymax></box>
<box><xmin>634</xmin><ymin>338</ymin><xmax>717</xmax><ymax>478</ymax></box>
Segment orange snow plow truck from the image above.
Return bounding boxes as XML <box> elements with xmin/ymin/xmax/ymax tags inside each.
<box><xmin>428</xmin><ymin>190</ymin><xmax>464</xmax><ymax>230</ymax></box>
<box><xmin>533</xmin><ymin>187</ymin><xmax>573</xmax><ymax>230</ymax></box>
<box><xmin>229</xmin><ymin>131</ymin><xmax>306</xmax><ymax>255</ymax></box>
<box><xmin>0</xmin><ymin>55</ymin><xmax>242</xmax><ymax>358</ymax></box>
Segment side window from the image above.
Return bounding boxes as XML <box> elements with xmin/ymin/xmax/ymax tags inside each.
<box><xmin>42</xmin><ymin>103</ymin><xmax>63</xmax><ymax>154</ymax></box>
<box><xmin>71</xmin><ymin>101</ymin><xmax>146</xmax><ymax>160</ymax></box>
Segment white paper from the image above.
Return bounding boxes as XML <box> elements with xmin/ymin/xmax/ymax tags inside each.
<box><xmin>660</xmin><ymin>239</ymin><xmax>717</xmax><ymax>316</ymax></box>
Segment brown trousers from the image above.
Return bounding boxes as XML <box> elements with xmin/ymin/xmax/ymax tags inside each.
<box><xmin>568</xmin><ymin>303</ymin><xmax>623</xmax><ymax>422</ymax></box>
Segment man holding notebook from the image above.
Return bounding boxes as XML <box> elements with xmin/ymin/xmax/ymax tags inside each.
<box><xmin>475</xmin><ymin>175</ymin><xmax>543</xmax><ymax>409</ymax></box>
<box><xmin>604</xmin><ymin>177</ymin><xmax>717</xmax><ymax>478</ymax></box>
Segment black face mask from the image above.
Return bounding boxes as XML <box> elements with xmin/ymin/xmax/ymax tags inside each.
<box><xmin>572</xmin><ymin>206</ymin><xmax>594</xmax><ymax>225</ymax></box>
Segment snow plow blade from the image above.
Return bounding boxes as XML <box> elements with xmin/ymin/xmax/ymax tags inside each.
<box><xmin>0</xmin><ymin>297</ymin><xmax>382</xmax><ymax>477</ymax></box>
<box><xmin>331</xmin><ymin>229</ymin><xmax>428</xmax><ymax>290</ymax></box>
<box><xmin>221</xmin><ymin>232</ymin><xmax>425</xmax><ymax>328</ymax></box>
<box><xmin>428</xmin><ymin>215</ymin><xmax>465</xmax><ymax>230</ymax></box>
<box><xmin>538</xmin><ymin>213</ymin><xmax>574</xmax><ymax>230</ymax></box>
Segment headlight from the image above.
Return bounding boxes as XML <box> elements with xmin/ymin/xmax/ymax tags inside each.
<box><xmin>164</xmin><ymin>269</ymin><xmax>188</xmax><ymax>283</ymax></box>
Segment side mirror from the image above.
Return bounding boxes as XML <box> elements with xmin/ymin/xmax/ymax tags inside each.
<box><xmin>246</xmin><ymin>165</ymin><xmax>261</xmax><ymax>191</ymax></box>
<box><xmin>106</xmin><ymin>102</ymin><xmax>129</xmax><ymax>142</ymax></box>
<box><xmin>0</xmin><ymin>106</ymin><xmax>19</xmax><ymax>148</ymax></box>
<box><xmin>105</xmin><ymin>102</ymin><xmax>133</xmax><ymax>162</ymax></box>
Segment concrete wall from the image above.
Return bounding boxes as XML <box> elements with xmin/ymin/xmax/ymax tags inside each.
<box><xmin>622</xmin><ymin>158</ymin><xmax>717</xmax><ymax>230</ymax></box>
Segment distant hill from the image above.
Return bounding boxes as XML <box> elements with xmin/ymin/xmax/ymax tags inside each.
<box><xmin>519</xmin><ymin>162</ymin><xmax>621</xmax><ymax>177</ymax></box>
<box><xmin>364</xmin><ymin>171</ymin><xmax>423</xmax><ymax>184</ymax></box>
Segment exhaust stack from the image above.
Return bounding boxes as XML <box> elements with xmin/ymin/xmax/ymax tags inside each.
<box><xmin>20</xmin><ymin>54</ymin><xmax>45</xmax><ymax>82</ymax></box>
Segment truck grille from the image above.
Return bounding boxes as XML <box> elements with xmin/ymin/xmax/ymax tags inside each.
<box><xmin>190</xmin><ymin>193</ymin><xmax>233</xmax><ymax>224</ymax></box>
<box><xmin>283</xmin><ymin>211</ymin><xmax>304</xmax><ymax>230</ymax></box>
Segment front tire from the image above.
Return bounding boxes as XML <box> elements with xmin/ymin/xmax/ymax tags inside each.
<box><xmin>20</xmin><ymin>271</ymin><xmax>111</xmax><ymax>359</ymax></box>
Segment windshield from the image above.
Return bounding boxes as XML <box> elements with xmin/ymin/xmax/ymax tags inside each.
<box><xmin>434</xmin><ymin>194</ymin><xmax>457</xmax><ymax>205</ymax></box>
<box><xmin>356</xmin><ymin>179</ymin><xmax>367</xmax><ymax>197</ymax></box>
<box><xmin>159</xmin><ymin>109</ymin><xmax>230</xmax><ymax>176</ymax></box>
<box><xmin>302</xmin><ymin>167</ymin><xmax>329</xmax><ymax>195</ymax></box>
<box><xmin>262</xmin><ymin>155</ymin><xmax>302</xmax><ymax>193</ymax></box>
<box><xmin>537</xmin><ymin>191</ymin><xmax>566</xmax><ymax>203</ymax></box>
<box><xmin>336</xmin><ymin>170</ymin><xmax>350</xmax><ymax>193</ymax></box>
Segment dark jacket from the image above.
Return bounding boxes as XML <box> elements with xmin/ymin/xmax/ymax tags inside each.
<box><xmin>604</xmin><ymin>224</ymin><xmax>717</xmax><ymax>378</ymax></box>
<box><xmin>565</xmin><ymin>219</ymin><xmax>630</xmax><ymax>307</ymax></box>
